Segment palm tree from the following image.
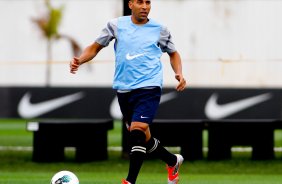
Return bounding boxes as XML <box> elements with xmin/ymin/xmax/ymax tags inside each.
<box><xmin>32</xmin><ymin>0</ymin><xmax>81</xmax><ymax>86</ymax></box>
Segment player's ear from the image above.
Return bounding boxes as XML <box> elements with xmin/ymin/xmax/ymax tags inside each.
<box><xmin>128</xmin><ymin>0</ymin><xmax>133</xmax><ymax>10</ymax></box>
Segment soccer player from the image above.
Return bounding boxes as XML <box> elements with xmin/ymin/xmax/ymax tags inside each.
<box><xmin>70</xmin><ymin>0</ymin><xmax>187</xmax><ymax>183</ymax></box>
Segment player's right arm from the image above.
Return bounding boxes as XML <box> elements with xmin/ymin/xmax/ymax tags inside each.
<box><xmin>70</xmin><ymin>42</ymin><xmax>104</xmax><ymax>74</ymax></box>
<box><xmin>70</xmin><ymin>18</ymin><xmax>117</xmax><ymax>74</ymax></box>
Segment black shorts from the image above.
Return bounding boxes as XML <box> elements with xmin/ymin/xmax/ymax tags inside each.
<box><xmin>117</xmin><ymin>87</ymin><xmax>161</xmax><ymax>124</ymax></box>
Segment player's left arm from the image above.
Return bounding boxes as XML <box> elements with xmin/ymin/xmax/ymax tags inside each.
<box><xmin>168</xmin><ymin>51</ymin><xmax>187</xmax><ymax>91</ymax></box>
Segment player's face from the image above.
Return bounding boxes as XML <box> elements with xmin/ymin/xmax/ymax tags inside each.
<box><xmin>129</xmin><ymin>0</ymin><xmax>151</xmax><ymax>24</ymax></box>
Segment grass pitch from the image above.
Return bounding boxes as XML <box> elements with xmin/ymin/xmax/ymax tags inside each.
<box><xmin>0</xmin><ymin>119</ymin><xmax>282</xmax><ymax>184</ymax></box>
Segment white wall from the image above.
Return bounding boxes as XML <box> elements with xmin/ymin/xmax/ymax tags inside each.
<box><xmin>1</xmin><ymin>0</ymin><xmax>282</xmax><ymax>87</ymax></box>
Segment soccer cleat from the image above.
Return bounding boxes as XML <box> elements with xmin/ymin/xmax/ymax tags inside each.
<box><xmin>121</xmin><ymin>179</ymin><xmax>131</xmax><ymax>184</ymax></box>
<box><xmin>167</xmin><ymin>154</ymin><xmax>184</xmax><ymax>184</ymax></box>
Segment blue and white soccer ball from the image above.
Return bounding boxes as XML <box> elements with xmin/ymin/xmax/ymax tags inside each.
<box><xmin>51</xmin><ymin>171</ymin><xmax>79</xmax><ymax>184</ymax></box>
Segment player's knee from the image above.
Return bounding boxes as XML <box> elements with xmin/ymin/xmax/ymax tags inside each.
<box><xmin>130</xmin><ymin>122</ymin><xmax>149</xmax><ymax>132</ymax></box>
<box><xmin>130</xmin><ymin>129</ymin><xmax>146</xmax><ymax>145</ymax></box>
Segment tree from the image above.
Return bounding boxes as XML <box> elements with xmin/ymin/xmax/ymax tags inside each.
<box><xmin>32</xmin><ymin>0</ymin><xmax>81</xmax><ymax>86</ymax></box>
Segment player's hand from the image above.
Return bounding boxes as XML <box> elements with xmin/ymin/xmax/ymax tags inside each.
<box><xmin>175</xmin><ymin>74</ymin><xmax>186</xmax><ymax>91</ymax></box>
<box><xmin>70</xmin><ymin>57</ymin><xmax>80</xmax><ymax>74</ymax></box>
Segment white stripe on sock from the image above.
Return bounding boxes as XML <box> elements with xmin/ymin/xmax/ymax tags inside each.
<box><xmin>147</xmin><ymin>138</ymin><xmax>159</xmax><ymax>153</ymax></box>
<box><xmin>131</xmin><ymin>146</ymin><xmax>146</xmax><ymax>153</ymax></box>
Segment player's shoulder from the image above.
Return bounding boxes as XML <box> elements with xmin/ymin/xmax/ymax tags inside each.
<box><xmin>108</xmin><ymin>17</ymin><xmax>119</xmax><ymax>25</ymax></box>
<box><xmin>108</xmin><ymin>16</ymin><xmax>131</xmax><ymax>27</ymax></box>
<box><xmin>106</xmin><ymin>16</ymin><xmax>123</xmax><ymax>29</ymax></box>
<box><xmin>116</xmin><ymin>16</ymin><xmax>131</xmax><ymax>22</ymax></box>
<box><xmin>148</xmin><ymin>18</ymin><xmax>168</xmax><ymax>30</ymax></box>
<box><xmin>148</xmin><ymin>18</ymin><xmax>162</xmax><ymax>26</ymax></box>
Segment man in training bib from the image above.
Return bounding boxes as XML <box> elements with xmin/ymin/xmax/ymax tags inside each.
<box><xmin>70</xmin><ymin>0</ymin><xmax>187</xmax><ymax>183</ymax></box>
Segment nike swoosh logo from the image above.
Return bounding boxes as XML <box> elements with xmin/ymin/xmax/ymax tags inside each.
<box><xmin>141</xmin><ymin>115</ymin><xmax>150</xmax><ymax>119</ymax></box>
<box><xmin>110</xmin><ymin>91</ymin><xmax>177</xmax><ymax>119</ymax></box>
<box><xmin>159</xmin><ymin>91</ymin><xmax>178</xmax><ymax>104</ymax></box>
<box><xmin>18</xmin><ymin>92</ymin><xmax>85</xmax><ymax>118</ymax></box>
<box><xmin>126</xmin><ymin>53</ymin><xmax>145</xmax><ymax>60</ymax></box>
<box><xmin>205</xmin><ymin>93</ymin><xmax>272</xmax><ymax>120</ymax></box>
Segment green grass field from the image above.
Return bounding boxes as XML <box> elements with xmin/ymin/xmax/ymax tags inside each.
<box><xmin>1</xmin><ymin>119</ymin><xmax>282</xmax><ymax>184</ymax></box>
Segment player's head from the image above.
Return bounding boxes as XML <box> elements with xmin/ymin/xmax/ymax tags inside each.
<box><xmin>129</xmin><ymin>0</ymin><xmax>151</xmax><ymax>24</ymax></box>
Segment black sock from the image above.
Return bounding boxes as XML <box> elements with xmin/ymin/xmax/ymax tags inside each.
<box><xmin>146</xmin><ymin>137</ymin><xmax>177</xmax><ymax>167</ymax></box>
<box><xmin>126</xmin><ymin>130</ymin><xmax>146</xmax><ymax>184</ymax></box>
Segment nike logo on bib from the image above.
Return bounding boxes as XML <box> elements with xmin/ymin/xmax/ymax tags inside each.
<box><xmin>205</xmin><ymin>93</ymin><xmax>272</xmax><ymax>120</ymax></box>
<box><xmin>18</xmin><ymin>92</ymin><xmax>85</xmax><ymax>118</ymax></box>
<box><xmin>126</xmin><ymin>53</ymin><xmax>145</xmax><ymax>60</ymax></box>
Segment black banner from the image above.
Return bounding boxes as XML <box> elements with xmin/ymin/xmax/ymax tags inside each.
<box><xmin>0</xmin><ymin>87</ymin><xmax>281</xmax><ymax>120</ymax></box>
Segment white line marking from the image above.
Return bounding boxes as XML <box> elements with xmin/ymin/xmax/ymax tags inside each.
<box><xmin>1</xmin><ymin>146</ymin><xmax>282</xmax><ymax>152</ymax></box>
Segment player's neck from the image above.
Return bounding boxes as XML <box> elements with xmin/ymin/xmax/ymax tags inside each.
<box><xmin>131</xmin><ymin>16</ymin><xmax>149</xmax><ymax>25</ymax></box>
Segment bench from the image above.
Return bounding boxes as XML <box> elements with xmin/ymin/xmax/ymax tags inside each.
<box><xmin>122</xmin><ymin>119</ymin><xmax>279</xmax><ymax>160</ymax></box>
<box><xmin>27</xmin><ymin>119</ymin><xmax>113</xmax><ymax>162</ymax></box>
<box><xmin>207</xmin><ymin>119</ymin><xmax>276</xmax><ymax>160</ymax></box>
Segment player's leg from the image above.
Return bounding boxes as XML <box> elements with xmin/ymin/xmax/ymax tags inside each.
<box><xmin>129</xmin><ymin>122</ymin><xmax>183</xmax><ymax>184</ymax></box>
<box><xmin>125</xmin><ymin>122</ymin><xmax>148</xmax><ymax>184</ymax></box>
<box><xmin>119</xmin><ymin>87</ymin><xmax>183</xmax><ymax>184</ymax></box>
<box><xmin>146</xmin><ymin>134</ymin><xmax>183</xmax><ymax>184</ymax></box>
<box><xmin>146</xmin><ymin>135</ymin><xmax>177</xmax><ymax>166</ymax></box>
<box><xmin>118</xmin><ymin>90</ymin><xmax>148</xmax><ymax>184</ymax></box>
<box><xmin>134</xmin><ymin>87</ymin><xmax>183</xmax><ymax>184</ymax></box>
<box><xmin>119</xmin><ymin>87</ymin><xmax>160</xmax><ymax>184</ymax></box>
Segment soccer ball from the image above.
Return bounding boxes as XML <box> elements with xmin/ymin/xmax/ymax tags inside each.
<box><xmin>50</xmin><ymin>171</ymin><xmax>79</xmax><ymax>184</ymax></box>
